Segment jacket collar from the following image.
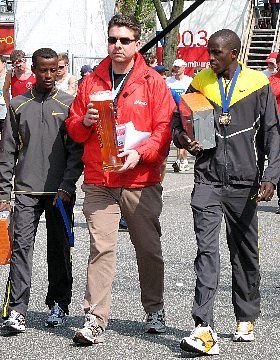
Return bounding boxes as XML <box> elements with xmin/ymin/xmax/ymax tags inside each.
<box><xmin>94</xmin><ymin>52</ymin><xmax>150</xmax><ymax>89</ymax></box>
<box><xmin>31</xmin><ymin>85</ymin><xmax>58</xmax><ymax>100</ymax></box>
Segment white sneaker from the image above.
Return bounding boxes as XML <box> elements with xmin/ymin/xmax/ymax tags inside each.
<box><xmin>180</xmin><ymin>323</ymin><xmax>219</xmax><ymax>355</ymax></box>
<box><xmin>179</xmin><ymin>160</ymin><xmax>190</xmax><ymax>172</ymax></box>
<box><xmin>145</xmin><ymin>308</ymin><xmax>166</xmax><ymax>333</ymax></box>
<box><xmin>233</xmin><ymin>320</ymin><xmax>255</xmax><ymax>342</ymax></box>
<box><xmin>1</xmin><ymin>310</ymin><xmax>26</xmax><ymax>334</ymax></box>
<box><xmin>73</xmin><ymin>309</ymin><xmax>104</xmax><ymax>345</ymax></box>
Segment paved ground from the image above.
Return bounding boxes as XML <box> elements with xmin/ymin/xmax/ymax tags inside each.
<box><xmin>1</xmin><ymin>154</ymin><xmax>280</xmax><ymax>359</ymax></box>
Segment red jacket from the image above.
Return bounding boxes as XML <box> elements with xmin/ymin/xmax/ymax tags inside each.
<box><xmin>269</xmin><ymin>71</ymin><xmax>280</xmax><ymax>112</ymax></box>
<box><xmin>66</xmin><ymin>53</ymin><xmax>175</xmax><ymax>188</ymax></box>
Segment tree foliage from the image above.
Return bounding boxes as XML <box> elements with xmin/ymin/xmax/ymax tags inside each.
<box><xmin>115</xmin><ymin>0</ymin><xmax>184</xmax><ymax>70</ymax></box>
<box><xmin>115</xmin><ymin>0</ymin><xmax>156</xmax><ymax>32</ymax></box>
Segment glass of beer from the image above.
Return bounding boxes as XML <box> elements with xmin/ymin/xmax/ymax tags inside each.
<box><xmin>90</xmin><ymin>90</ymin><xmax>123</xmax><ymax>172</ymax></box>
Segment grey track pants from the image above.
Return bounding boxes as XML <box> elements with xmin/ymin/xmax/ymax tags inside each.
<box><xmin>2</xmin><ymin>194</ymin><xmax>73</xmax><ymax>318</ymax></box>
<box><xmin>191</xmin><ymin>183</ymin><xmax>260</xmax><ymax>328</ymax></box>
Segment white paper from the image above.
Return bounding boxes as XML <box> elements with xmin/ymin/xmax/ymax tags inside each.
<box><xmin>123</xmin><ymin>121</ymin><xmax>151</xmax><ymax>151</ymax></box>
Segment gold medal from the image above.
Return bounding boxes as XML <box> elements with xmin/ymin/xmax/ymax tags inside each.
<box><xmin>219</xmin><ymin>112</ymin><xmax>231</xmax><ymax>125</ymax></box>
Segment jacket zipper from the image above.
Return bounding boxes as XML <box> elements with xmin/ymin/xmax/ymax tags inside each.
<box><xmin>223</xmin><ymin>125</ymin><xmax>228</xmax><ymax>185</ymax></box>
<box><xmin>223</xmin><ymin>81</ymin><xmax>230</xmax><ymax>186</ymax></box>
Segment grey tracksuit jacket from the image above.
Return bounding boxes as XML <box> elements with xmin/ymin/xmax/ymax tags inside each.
<box><xmin>0</xmin><ymin>87</ymin><xmax>84</xmax><ymax>200</ymax></box>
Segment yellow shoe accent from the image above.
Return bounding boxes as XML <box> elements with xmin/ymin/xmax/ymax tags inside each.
<box><xmin>233</xmin><ymin>320</ymin><xmax>255</xmax><ymax>342</ymax></box>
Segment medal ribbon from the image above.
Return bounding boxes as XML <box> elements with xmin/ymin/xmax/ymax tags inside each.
<box><xmin>55</xmin><ymin>196</ymin><xmax>74</xmax><ymax>247</ymax></box>
<box><xmin>218</xmin><ymin>64</ymin><xmax>241</xmax><ymax>113</ymax></box>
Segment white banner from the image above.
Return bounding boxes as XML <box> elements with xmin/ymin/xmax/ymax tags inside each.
<box><xmin>14</xmin><ymin>0</ymin><xmax>115</xmax><ymax>59</ymax></box>
<box><xmin>159</xmin><ymin>0</ymin><xmax>249</xmax><ymax>40</ymax></box>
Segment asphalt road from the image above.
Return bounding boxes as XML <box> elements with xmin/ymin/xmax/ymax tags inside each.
<box><xmin>1</xmin><ymin>154</ymin><xmax>280</xmax><ymax>359</ymax></box>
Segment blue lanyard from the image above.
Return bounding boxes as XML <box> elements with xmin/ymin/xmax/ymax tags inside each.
<box><xmin>218</xmin><ymin>64</ymin><xmax>241</xmax><ymax>113</ymax></box>
<box><xmin>55</xmin><ymin>196</ymin><xmax>74</xmax><ymax>247</ymax></box>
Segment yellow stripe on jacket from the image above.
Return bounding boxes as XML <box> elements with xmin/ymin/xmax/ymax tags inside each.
<box><xmin>191</xmin><ymin>64</ymin><xmax>270</xmax><ymax>107</ymax></box>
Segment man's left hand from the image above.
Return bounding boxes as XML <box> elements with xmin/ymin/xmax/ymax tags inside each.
<box><xmin>178</xmin><ymin>131</ymin><xmax>203</xmax><ymax>155</ymax></box>
<box><xmin>115</xmin><ymin>150</ymin><xmax>140</xmax><ymax>173</ymax></box>
<box><xmin>53</xmin><ymin>190</ymin><xmax>71</xmax><ymax>206</ymax></box>
<box><xmin>256</xmin><ymin>181</ymin><xmax>275</xmax><ymax>202</ymax></box>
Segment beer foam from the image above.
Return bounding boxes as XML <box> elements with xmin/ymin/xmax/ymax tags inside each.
<box><xmin>90</xmin><ymin>91</ymin><xmax>112</xmax><ymax>102</ymax></box>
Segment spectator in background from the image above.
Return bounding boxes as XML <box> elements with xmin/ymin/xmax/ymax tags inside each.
<box><xmin>269</xmin><ymin>0</ymin><xmax>280</xmax><ymax>28</ymax></box>
<box><xmin>0</xmin><ymin>55</ymin><xmax>7</xmax><ymax>138</ymax></box>
<box><xmin>153</xmin><ymin>65</ymin><xmax>169</xmax><ymax>80</ymax></box>
<box><xmin>264</xmin><ymin>0</ymin><xmax>269</xmax><ymax>10</ymax></box>
<box><xmin>269</xmin><ymin>51</ymin><xmax>280</xmax><ymax>108</ymax></box>
<box><xmin>144</xmin><ymin>54</ymin><xmax>158</xmax><ymax>67</ymax></box>
<box><xmin>166</xmin><ymin>59</ymin><xmax>192</xmax><ymax>172</ymax></box>
<box><xmin>148</xmin><ymin>55</ymin><xmax>158</xmax><ymax>67</ymax></box>
<box><xmin>268</xmin><ymin>51</ymin><xmax>280</xmax><ymax>213</ymax></box>
<box><xmin>3</xmin><ymin>50</ymin><xmax>36</xmax><ymax>107</ymax></box>
<box><xmin>263</xmin><ymin>52</ymin><xmax>278</xmax><ymax>77</ymax></box>
<box><xmin>56</xmin><ymin>53</ymin><xmax>77</xmax><ymax>95</ymax></box>
<box><xmin>78</xmin><ymin>65</ymin><xmax>93</xmax><ymax>87</ymax></box>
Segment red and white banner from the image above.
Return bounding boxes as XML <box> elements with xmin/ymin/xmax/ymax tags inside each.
<box><xmin>157</xmin><ymin>0</ymin><xmax>249</xmax><ymax>76</ymax></box>
<box><xmin>0</xmin><ymin>25</ymin><xmax>14</xmax><ymax>55</ymax></box>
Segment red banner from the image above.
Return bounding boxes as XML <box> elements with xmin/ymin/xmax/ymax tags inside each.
<box><xmin>0</xmin><ymin>25</ymin><xmax>14</xmax><ymax>55</ymax></box>
<box><xmin>156</xmin><ymin>29</ymin><xmax>210</xmax><ymax>76</ymax></box>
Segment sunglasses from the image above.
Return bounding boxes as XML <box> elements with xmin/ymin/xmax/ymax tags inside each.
<box><xmin>12</xmin><ymin>58</ymin><xmax>26</xmax><ymax>68</ymax></box>
<box><xmin>108</xmin><ymin>37</ymin><xmax>136</xmax><ymax>45</ymax></box>
<box><xmin>58</xmin><ymin>65</ymin><xmax>66</xmax><ymax>69</ymax></box>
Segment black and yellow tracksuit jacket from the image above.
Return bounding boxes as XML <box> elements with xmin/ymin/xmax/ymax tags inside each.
<box><xmin>0</xmin><ymin>87</ymin><xmax>84</xmax><ymax>201</ymax></box>
<box><xmin>172</xmin><ymin>64</ymin><xmax>280</xmax><ymax>187</ymax></box>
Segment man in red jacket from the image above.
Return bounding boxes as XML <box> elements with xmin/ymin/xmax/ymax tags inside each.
<box><xmin>66</xmin><ymin>14</ymin><xmax>175</xmax><ymax>345</ymax></box>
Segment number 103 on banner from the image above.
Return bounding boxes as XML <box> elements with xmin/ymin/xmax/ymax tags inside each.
<box><xmin>177</xmin><ymin>30</ymin><xmax>208</xmax><ymax>48</ymax></box>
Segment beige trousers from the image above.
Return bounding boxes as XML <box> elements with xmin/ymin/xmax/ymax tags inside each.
<box><xmin>82</xmin><ymin>183</ymin><xmax>164</xmax><ymax>329</ymax></box>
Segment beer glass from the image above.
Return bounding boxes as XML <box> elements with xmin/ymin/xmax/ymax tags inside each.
<box><xmin>90</xmin><ymin>90</ymin><xmax>123</xmax><ymax>171</ymax></box>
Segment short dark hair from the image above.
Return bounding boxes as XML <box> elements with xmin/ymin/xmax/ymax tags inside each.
<box><xmin>0</xmin><ymin>55</ymin><xmax>6</xmax><ymax>63</ymax></box>
<box><xmin>143</xmin><ymin>53</ymin><xmax>157</xmax><ymax>66</ymax></box>
<box><xmin>209</xmin><ymin>29</ymin><xmax>241</xmax><ymax>55</ymax></box>
<box><xmin>108</xmin><ymin>14</ymin><xmax>141</xmax><ymax>40</ymax></box>
<box><xmin>32</xmin><ymin>48</ymin><xmax>58</xmax><ymax>66</ymax></box>
<box><xmin>276</xmin><ymin>52</ymin><xmax>280</xmax><ymax>64</ymax></box>
<box><xmin>10</xmin><ymin>49</ymin><xmax>25</xmax><ymax>63</ymax></box>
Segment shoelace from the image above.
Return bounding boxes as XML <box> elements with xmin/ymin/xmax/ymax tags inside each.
<box><xmin>146</xmin><ymin>310</ymin><xmax>164</xmax><ymax>324</ymax></box>
<box><xmin>84</xmin><ymin>304</ymin><xmax>99</xmax><ymax>329</ymax></box>
<box><xmin>9</xmin><ymin>311</ymin><xmax>25</xmax><ymax>324</ymax></box>
<box><xmin>51</xmin><ymin>304</ymin><xmax>63</xmax><ymax>317</ymax></box>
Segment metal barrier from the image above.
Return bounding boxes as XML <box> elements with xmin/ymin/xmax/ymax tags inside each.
<box><xmin>2</xmin><ymin>52</ymin><xmax>104</xmax><ymax>80</ymax></box>
<box><xmin>71</xmin><ymin>55</ymin><xmax>104</xmax><ymax>79</ymax></box>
